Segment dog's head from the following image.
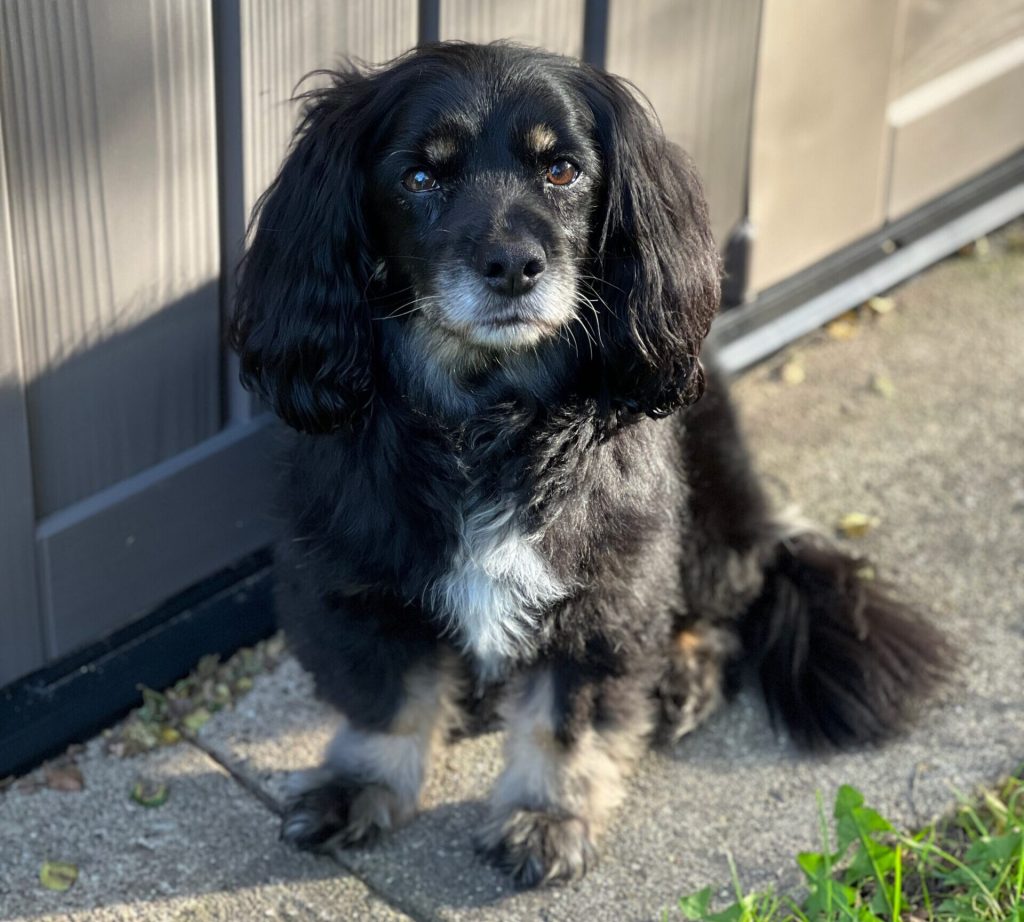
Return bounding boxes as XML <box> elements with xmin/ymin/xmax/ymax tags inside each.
<box><xmin>231</xmin><ymin>43</ymin><xmax>720</xmax><ymax>433</ymax></box>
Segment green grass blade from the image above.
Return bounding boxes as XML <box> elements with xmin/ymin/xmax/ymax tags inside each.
<box><xmin>893</xmin><ymin>842</ymin><xmax>902</xmax><ymax>921</ymax></box>
<box><xmin>899</xmin><ymin>834</ymin><xmax>1002</xmax><ymax>916</ymax></box>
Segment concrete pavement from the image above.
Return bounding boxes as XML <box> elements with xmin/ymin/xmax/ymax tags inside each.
<box><xmin>2</xmin><ymin>223</ymin><xmax>1022</xmax><ymax>921</ymax></box>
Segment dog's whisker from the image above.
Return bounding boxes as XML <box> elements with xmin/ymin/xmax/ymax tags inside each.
<box><xmin>376</xmin><ymin>294</ymin><xmax>436</xmax><ymax>320</ymax></box>
<box><xmin>572</xmin><ymin>286</ymin><xmax>607</xmax><ymax>350</ymax></box>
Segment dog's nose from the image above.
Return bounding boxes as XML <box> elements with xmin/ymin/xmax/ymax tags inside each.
<box><xmin>478</xmin><ymin>240</ymin><xmax>546</xmax><ymax>296</ymax></box>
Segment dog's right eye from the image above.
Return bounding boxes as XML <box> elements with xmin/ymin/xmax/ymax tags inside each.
<box><xmin>402</xmin><ymin>168</ymin><xmax>439</xmax><ymax>193</ymax></box>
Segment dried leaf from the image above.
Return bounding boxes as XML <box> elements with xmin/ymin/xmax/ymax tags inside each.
<box><xmin>138</xmin><ymin>686</ymin><xmax>168</xmax><ymax>723</ymax></box>
<box><xmin>196</xmin><ymin>653</ymin><xmax>220</xmax><ymax>679</ymax></box>
<box><xmin>958</xmin><ymin>236</ymin><xmax>990</xmax><ymax>259</ymax></box>
<box><xmin>45</xmin><ymin>765</ymin><xmax>84</xmax><ymax>792</ymax></box>
<box><xmin>871</xmin><ymin>374</ymin><xmax>895</xmax><ymax>399</ymax></box>
<box><xmin>234</xmin><ymin>676</ymin><xmax>254</xmax><ymax>694</ymax></box>
<box><xmin>182</xmin><ymin>707</ymin><xmax>212</xmax><ymax>733</ymax></box>
<box><xmin>40</xmin><ymin>861</ymin><xmax>78</xmax><ymax>892</ymax></box>
<box><xmin>826</xmin><ymin>311</ymin><xmax>859</xmax><ymax>340</ymax></box>
<box><xmin>131</xmin><ymin>778</ymin><xmax>169</xmax><ymax>808</ymax></box>
<box><xmin>838</xmin><ymin>513</ymin><xmax>880</xmax><ymax>538</ymax></box>
<box><xmin>15</xmin><ymin>774</ymin><xmax>44</xmax><ymax>794</ymax></box>
<box><xmin>119</xmin><ymin>719</ymin><xmax>161</xmax><ymax>755</ymax></box>
<box><xmin>780</xmin><ymin>360</ymin><xmax>806</xmax><ymax>386</ymax></box>
<box><xmin>866</xmin><ymin>296</ymin><xmax>895</xmax><ymax>315</ymax></box>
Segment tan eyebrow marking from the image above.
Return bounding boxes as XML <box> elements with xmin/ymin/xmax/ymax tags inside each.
<box><xmin>422</xmin><ymin>135</ymin><xmax>459</xmax><ymax>164</ymax></box>
<box><xmin>525</xmin><ymin>124</ymin><xmax>557</xmax><ymax>153</ymax></box>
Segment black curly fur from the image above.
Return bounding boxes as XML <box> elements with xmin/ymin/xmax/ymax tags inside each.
<box><xmin>231</xmin><ymin>42</ymin><xmax>949</xmax><ymax>886</ymax></box>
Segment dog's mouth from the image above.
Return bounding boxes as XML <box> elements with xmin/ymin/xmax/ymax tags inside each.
<box><xmin>427</xmin><ymin>267</ymin><xmax>577</xmax><ymax>352</ymax></box>
<box><xmin>482</xmin><ymin>310</ymin><xmax>534</xmax><ymax>329</ymax></box>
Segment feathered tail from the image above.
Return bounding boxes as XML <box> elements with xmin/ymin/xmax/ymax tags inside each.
<box><xmin>740</xmin><ymin>531</ymin><xmax>950</xmax><ymax>749</ymax></box>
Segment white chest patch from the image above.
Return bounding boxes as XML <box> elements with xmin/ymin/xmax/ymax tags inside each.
<box><xmin>429</xmin><ymin>499</ymin><xmax>568</xmax><ymax>676</ymax></box>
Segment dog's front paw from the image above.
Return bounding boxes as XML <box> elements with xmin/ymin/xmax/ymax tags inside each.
<box><xmin>476</xmin><ymin>808</ymin><xmax>597</xmax><ymax>888</ymax></box>
<box><xmin>280</xmin><ymin>770</ymin><xmax>413</xmax><ymax>852</ymax></box>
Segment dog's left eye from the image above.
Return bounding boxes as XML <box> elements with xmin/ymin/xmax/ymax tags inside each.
<box><xmin>402</xmin><ymin>168</ymin><xmax>439</xmax><ymax>193</ymax></box>
<box><xmin>545</xmin><ymin>160</ymin><xmax>580</xmax><ymax>187</ymax></box>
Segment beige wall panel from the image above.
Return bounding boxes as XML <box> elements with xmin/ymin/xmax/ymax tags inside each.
<box><xmin>241</xmin><ymin>0</ymin><xmax>418</xmax><ymax>218</ymax></box>
<box><xmin>748</xmin><ymin>0</ymin><xmax>899</xmax><ymax>292</ymax></box>
<box><xmin>896</xmin><ymin>0</ymin><xmax>1024</xmax><ymax>95</ymax></box>
<box><xmin>888</xmin><ymin>39</ymin><xmax>1024</xmax><ymax>217</ymax></box>
<box><xmin>0</xmin><ymin>0</ymin><xmax>221</xmax><ymax>516</ymax></box>
<box><xmin>439</xmin><ymin>0</ymin><xmax>585</xmax><ymax>58</ymax></box>
<box><xmin>605</xmin><ymin>0</ymin><xmax>762</xmax><ymax>245</ymax></box>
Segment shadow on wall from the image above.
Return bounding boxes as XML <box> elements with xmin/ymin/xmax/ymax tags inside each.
<box><xmin>18</xmin><ymin>284</ymin><xmax>226</xmax><ymax>520</ymax></box>
<box><xmin>1</xmin><ymin>282</ymin><xmax>280</xmax><ymax>688</ymax></box>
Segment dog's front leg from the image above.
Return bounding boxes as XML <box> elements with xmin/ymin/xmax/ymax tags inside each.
<box><xmin>281</xmin><ymin>649</ymin><xmax>462</xmax><ymax>852</ymax></box>
<box><xmin>477</xmin><ymin>665</ymin><xmax>651</xmax><ymax>887</ymax></box>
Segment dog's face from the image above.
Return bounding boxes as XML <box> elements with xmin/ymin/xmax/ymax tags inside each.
<box><xmin>366</xmin><ymin>69</ymin><xmax>601</xmax><ymax>357</ymax></box>
<box><xmin>231</xmin><ymin>44</ymin><xmax>721</xmax><ymax>432</ymax></box>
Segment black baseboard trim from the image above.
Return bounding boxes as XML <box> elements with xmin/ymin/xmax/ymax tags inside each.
<box><xmin>0</xmin><ymin>550</ymin><xmax>275</xmax><ymax>780</ymax></box>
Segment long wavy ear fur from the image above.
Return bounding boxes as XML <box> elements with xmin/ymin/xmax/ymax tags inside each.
<box><xmin>229</xmin><ymin>72</ymin><xmax>378</xmax><ymax>434</ymax></box>
<box><xmin>576</xmin><ymin>68</ymin><xmax>721</xmax><ymax>417</ymax></box>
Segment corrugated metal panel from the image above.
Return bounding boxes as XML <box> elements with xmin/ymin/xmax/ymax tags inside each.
<box><xmin>240</xmin><ymin>0</ymin><xmax>418</xmax><ymax>218</ymax></box>
<box><xmin>0</xmin><ymin>0</ymin><xmax>221</xmax><ymax>516</ymax></box>
<box><xmin>885</xmin><ymin>2</ymin><xmax>1024</xmax><ymax>220</ymax></box>
<box><xmin>0</xmin><ymin>107</ymin><xmax>46</xmax><ymax>686</ymax></box>
<box><xmin>604</xmin><ymin>0</ymin><xmax>762</xmax><ymax>246</ymax></box>
<box><xmin>896</xmin><ymin>0</ymin><xmax>1024</xmax><ymax>95</ymax></box>
<box><xmin>439</xmin><ymin>0</ymin><xmax>585</xmax><ymax>57</ymax></box>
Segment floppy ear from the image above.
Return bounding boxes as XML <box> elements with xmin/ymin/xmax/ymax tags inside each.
<box><xmin>577</xmin><ymin>68</ymin><xmax>721</xmax><ymax>417</ymax></box>
<box><xmin>229</xmin><ymin>73</ymin><xmax>378</xmax><ymax>434</ymax></box>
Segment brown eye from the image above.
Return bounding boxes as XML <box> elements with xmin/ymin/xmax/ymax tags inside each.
<box><xmin>546</xmin><ymin>160</ymin><xmax>579</xmax><ymax>187</ymax></box>
<box><xmin>402</xmin><ymin>168</ymin><xmax>439</xmax><ymax>193</ymax></box>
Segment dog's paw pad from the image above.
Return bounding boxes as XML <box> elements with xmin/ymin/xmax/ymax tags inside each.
<box><xmin>476</xmin><ymin>808</ymin><xmax>596</xmax><ymax>888</ymax></box>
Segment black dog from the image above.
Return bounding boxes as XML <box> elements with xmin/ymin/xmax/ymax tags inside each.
<box><xmin>230</xmin><ymin>42</ymin><xmax>946</xmax><ymax>887</ymax></box>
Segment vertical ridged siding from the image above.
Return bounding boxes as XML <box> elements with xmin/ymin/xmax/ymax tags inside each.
<box><xmin>240</xmin><ymin>0</ymin><xmax>418</xmax><ymax>218</ymax></box>
<box><xmin>439</xmin><ymin>0</ymin><xmax>586</xmax><ymax>58</ymax></box>
<box><xmin>0</xmin><ymin>103</ymin><xmax>46</xmax><ymax>684</ymax></box>
<box><xmin>0</xmin><ymin>0</ymin><xmax>221</xmax><ymax>516</ymax></box>
<box><xmin>897</xmin><ymin>0</ymin><xmax>1024</xmax><ymax>94</ymax></box>
<box><xmin>605</xmin><ymin>0</ymin><xmax>762</xmax><ymax>244</ymax></box>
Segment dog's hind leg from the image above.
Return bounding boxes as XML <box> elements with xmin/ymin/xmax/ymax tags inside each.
<box><xmin>673</xmin><ymin>362</ymin><xmax>949</xmax><ymax>749</ymax></box>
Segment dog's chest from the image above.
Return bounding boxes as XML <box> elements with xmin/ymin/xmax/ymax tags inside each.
<box><xmin>430</xmin><ymin>491</ymin><xmax>568</xmax><ymax>677</ymax></box>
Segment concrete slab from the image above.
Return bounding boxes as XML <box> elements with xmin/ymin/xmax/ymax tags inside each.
<box><xmin>196</xmin><ymin>228</ymin><xmax>1024</xmax><ymax>920</ymax></box>
<box><xmin>0</xmin><ymin>741</ymin><xmax>411</xmax><ymax>921</ymax></box>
